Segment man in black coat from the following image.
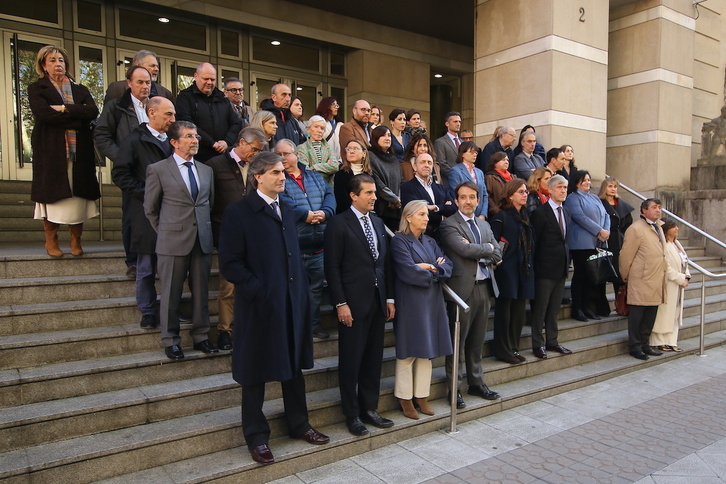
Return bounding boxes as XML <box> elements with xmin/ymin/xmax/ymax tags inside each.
<box><xmin>324</xmin><ymin>174</ymin><xmax>396</xmax><ymax>436</ymax></box>
<box><xmin>476</xmin><ymin>126</ymin><xmax>516</xmax><ymax>171</ymax></box>
<box><xmin>218</xmin><ymin>152</ymin><xmax>329</xmax><ymax>465</ymax></box>
<box><xmin>112</xmin><ymin>97</ymin><xmax>175</xmax><ymax>328</ymax></box>
<box><xmin>175</xmin><ymin>62</ymin><xmax>243</xmax><ymax>162</ymax></box>
<box><xmin>259</xmin><ymin>83</ymin><xmax>304</xmax><ymax>145</ymax></box>
<box><xmin>400</xmin><ymin>152</ymin><xmax>456</xmax><ymax>241</ymax></box>
<box><xmin>530</xmin><ymin>174</ymin><xmax>573</xmax><ymax>359</ymax></box>
<box><xmin>206</xmin><ymin>127</ymin><xmax>265</xmax><ymax>350</ymax></box>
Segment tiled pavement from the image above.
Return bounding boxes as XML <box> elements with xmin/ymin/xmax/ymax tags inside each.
<box><xmin>271</xmin><ymin>347</ymin><xmax>726</xmax><ymax>484</ymax></box>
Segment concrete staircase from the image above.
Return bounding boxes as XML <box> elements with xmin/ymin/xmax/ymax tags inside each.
<box><xmin>1</xmin><ymin>239</ymin><xmax>725</xmax><ymax>484</ymax></box>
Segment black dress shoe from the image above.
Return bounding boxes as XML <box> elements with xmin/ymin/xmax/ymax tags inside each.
<box><xmin>164</xmin><ymin>345</ymin><xmax>184</xmax><ymax>360</ymax></box>
<box><xmin>546</xmin><ymin>345</ymin><xmax>573</xmax><ymax>355</ymax></box>
<box><xmin>533</xmin><ymin>347</ymin><xmax>547</xmax><ymax>359</ymax></box>
<box><xmin>468</xmin><ymin>384</ymin><xmax>500</xmax><ymax>400</ymax></box>
<box><xmin>312</xmin><ymin>327</ymin><xmax>330</xmax><ymax>339</ymax></box>
<box><xmin>249</xmin><ymin>444</ymin><xmax>274</xmax><ymax>464</ymax></box>
<box><xmin>217</xmin><ymin>331</ymin><xmax>232</xmax><ymax>351</ymax></box>
<box><xmin>513</xmin><ymin>352</ymin><xmax>526</xmax><ymax>362</ymax></box>
<box><xmin>583</xmin><ymin>310</ymin><xmax>601</xmax><ymax>320</ymax></box>
<box><xmin>193</xmin><ymin>339</ymin><xmax>219</xmax><ymax>353</ymax></box>
<box><xmin>642</xmin><ymin>346</ymin><xmax>663</xmax><ymax>356</ymax></box>
<box><xmin>630</xmin><ymin>351</ymin><xmax>649</xmax><ymax>361</ymax></box>
<box><xmin>346</xmin><ymin>417</ymin><xmax>369</xmax><ymax>436</ymax></box>
<box><xmin>448</xmin><ymin>391</ymin><xmax>466</xmax><ymax>409</ymax></box>
<box><xmin>498</xmin><ymin>355</ymin><xmax>522</xmax><ymax>365</ymax></box>
<box><xmin>360</xmin><ymin>410</ymin><xmax>394</xmax><ymax>428</ymax></box>
<box><xmin>140</xmin><ymin>315</ymin><xmax>157</xmax><ymax>329</ymax></box>
<box><xmin>572</xmin><ymin>310</ymin><xmax>588</xmax><ymax>322</ymax></box>
<box><xmin>298</xmin><ymin>428</ymin><xmax>330</xmax><ymax>445</ymax></box>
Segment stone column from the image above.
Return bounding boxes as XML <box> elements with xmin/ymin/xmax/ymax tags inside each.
<box><xmin>607</xmin><ymin>1</ymin><xmax>695</xmax><ymax>198</ymax></box>
<box><xmin>474</xmin><ymin>0</ymin><xmax>609</xmax><ymax>178</ymax></box>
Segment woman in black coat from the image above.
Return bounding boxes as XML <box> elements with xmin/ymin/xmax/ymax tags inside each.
<box><xmin>369</xmin><ymin>125</ymin><xmax>402</xmax><ymax>230</ymax></box>
<box><xmin>490</xmin><ymin>179</ymin><xmax>535</xmax><ymax>364</ymax></box>
<box><xmin>598</xmin><ymin>177</ymin><xmax>635</xmax><ymax>312</ymax></box>
<box><xmin>28</xmin><ymin>45</ymin><xmax>100</xmax><ymax>258</ymax></box>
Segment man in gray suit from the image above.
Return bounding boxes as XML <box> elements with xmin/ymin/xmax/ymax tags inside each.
<box><xmin>434</xmin><ymin>111</ymin><xmax>462</xmax><ymax>184</ymax></box>
<box><xmin>144</xmin><ymin>121</ymin><xmax>218</xmax><ymax>360</ymax></box>
<box><xmin>441</xmin><ymin>180</ymin><xmax>502</xmax><ymax>408</ymax></box>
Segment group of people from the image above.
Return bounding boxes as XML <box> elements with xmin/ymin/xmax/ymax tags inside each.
<box><xmin>27</xmin><ymin>44</ymin><xmax>691</xmax><ymax>465</ymax></box>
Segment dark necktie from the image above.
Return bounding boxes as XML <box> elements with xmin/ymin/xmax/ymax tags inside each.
<box><xmin>234</xmin><ymin>104</ymin><xmax>244</xmax><ymax>118</ymax></box>
<box><xmin>270</xmin><ymin>201</ymin><xmax>281</xmax><ymax>220</ymax></box>
<box><xmin>454</xmin><ymin>137</ymin><xmax>460</xmax><ymax>148</ymax></box>
<box><xmin>362</xmin><ymin>215</ymin><xmax>377</xmax><ymax>260</ymax></box>
<box><xmin>467</xmin><ymin>218</ymin><xmax>481</xmax><ymax>244</ymax></box>
<box><xmin>651</xmin><ymin>222</ymin><xmax>663</xmax><ymax>243</ymax></box>
<box><xmin>183</xmin><ymin>161</ymin><xmax>198</xmax><ymax>201</ymax></box>
<box><xmin>557</xmin><ymin>206</ymin><xmax>566</xmax><ymax>239</ymax></box>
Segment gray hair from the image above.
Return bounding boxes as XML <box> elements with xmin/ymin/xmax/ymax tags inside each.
<box><xmin>250</xmin><ymin>110</ymin><xmax>276</xmax><ymax>131</ymax></box>
<box><xmin>548</xmin><ymin>174</ymin><xmax>568</xmax><ymax>190</ymax></box>
<box><xmin>398</xmin><ymin>200</ymin><xmax>429</xmax><ymax>235</ymax></box>
<box><xmin>307</xmin><ymin>115</ymin><xmax>326</xmax><ymax>127</ymax></box>
<box><xmin>167</xmin><ymin>121</ymin><xmax>196</xmax><ymax>141</ymax></box>
<box><xmin>223</xmin><ymin>77</ymin><xmax>242</xmax><ymax>89</ymax></box>
<box><xmin>132</xmin><ymin>50</ymin><xmax>157</xmax><ymax>65</ymax></box>
<box><xmin>498</xmin><ymin>126</ymin><xmax>514</xmax><ymax>137</ymax></box>
<box><xmin>236</xmin><ymin>126</ymin><xmax>266</xmax><ymax>146</ymax></box>
<box><xmin>275</xmin><ymin>138</ymin><xmax>297</xmax><ymax>155</ymax></box>
<box><xmin>249</xmin><ymin>152</ymin><xmax>284</xmax><ymax>188</ymax></box>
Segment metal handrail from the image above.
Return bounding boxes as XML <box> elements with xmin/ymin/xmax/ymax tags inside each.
<box><xmin>611</xmin><ymin>176</ymin><xmax>726</xmax><ymax>356</ymax></box>
<box><xmin>383</xmin><ymin>225</ymin><xmax>469</xmax><ymax>433</ymax></box>
<box><xmin>612</xmin><ymin>177</ymin><xmax>726</xmax><ymax>252</ymax></box>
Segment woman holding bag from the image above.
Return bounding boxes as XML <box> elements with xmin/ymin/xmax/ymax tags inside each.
<box><xmin>649</xmin><ymin>219</ymin><xmax>690</xmax><ymax>352</ymax></box>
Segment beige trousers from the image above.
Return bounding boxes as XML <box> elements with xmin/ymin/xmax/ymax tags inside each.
<box><xmin>394</xmin><ymin>357</ymin><xmax>432</xmax><ymax>399</ymax></box>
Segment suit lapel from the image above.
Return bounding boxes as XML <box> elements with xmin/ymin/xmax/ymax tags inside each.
<box><xmin>454</xmin><ymin>212</ymin><xmax>475</xmax><ymax>243</ymax></box>
<box><xmin>345</xmin><ymin>209</ymin><xmax>375</xmax><ymax>259</ymax></box>
<box><xmin>164</xmin><ymin>157</ymin><xmax>193</xmax><ymax>201</ymax></box>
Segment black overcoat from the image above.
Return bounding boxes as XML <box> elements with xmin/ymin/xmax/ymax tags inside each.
<box><xmin>218</xmin><ymin>190</ymin><xmax>313</xmax><ymax>387</ymax></box>
<box><xmin>28</xmin><ymin>77</ymin><xmax>100</xmax><ymax>204</ymax></box>
<box><xmin>490</xmin><ymin>206</ymin><xmax>535</xmax><ymax>300</ymax></box>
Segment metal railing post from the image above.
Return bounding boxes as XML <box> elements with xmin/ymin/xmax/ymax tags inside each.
<box><xmin>700</xmin><ymin>272</ymin><xmax>706</xmax><ymax>356</ymax></box>
<box><xmin>97</xmin><ymin>167</ymin><xmax>105</xmax><ymax>241</ymax></box>
<box><xmin>449</xmin><ymin>305</ymin><xmax>461</xmax><ymax>433</ymax></box>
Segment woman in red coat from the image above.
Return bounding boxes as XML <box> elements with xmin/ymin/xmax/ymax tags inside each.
<box><xmin>28</xmin><ymin>45</ymin><xmax>100</xmax><ymax>257</ymax></box>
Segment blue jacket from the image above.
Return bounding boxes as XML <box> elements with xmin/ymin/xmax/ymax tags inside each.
<box><xmin>447</xmin><ymin>163</ymin><xmax>489</xmax><ymax>217</ymax></box>
<box><xmin>564</xmin><ymin>189</ymin><xmax>610</xmax><ymax>250</ymax></box>
<box><xmin>280</xmin><ymin>163</ymin><xmax>336</xmax><ymax>253</ymax></box>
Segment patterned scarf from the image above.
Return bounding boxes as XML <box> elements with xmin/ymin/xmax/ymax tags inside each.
<box><xmin>511</xmin><ymin>207</ymin><xmax>533</xmax><ymax>276</ymax></box>
<box><xmin>49</xmin><ymin>75</ymin><xmax>76</xmax><ymax>162</ymax></box>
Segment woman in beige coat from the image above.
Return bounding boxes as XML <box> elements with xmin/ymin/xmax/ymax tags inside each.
<box><xmin>650</xmin><ymin>219</ymin><xmax>690</xmax><ymax>351</ymax></box>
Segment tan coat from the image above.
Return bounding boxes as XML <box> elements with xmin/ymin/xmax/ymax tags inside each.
<box><xmin>619</xmin><ymin>217</ymin><xmax>667</xmax><ymax>306</ymax></box>
<box><xmin>652</xmin><ymin>240</ymin><xmax>690</xmax><ymax>333</ymax></box>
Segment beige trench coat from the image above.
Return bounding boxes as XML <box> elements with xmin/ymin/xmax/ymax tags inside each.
<box><xmin>652</xmin><ymin>240</ymin><xmax>690</xmax><ymax>333</ymax></box>
<box><xmin>619</xmin><ymin>218</ymin><xmax>667</xmax><ymax>306</ymax></box>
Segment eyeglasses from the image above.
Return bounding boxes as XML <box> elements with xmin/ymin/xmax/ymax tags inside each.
<box><xmin>226</xmin><ymin>88</ymin><xmax>244</xmax><ymax>93</ymax></box>
<box><xmin>346</xmin><ymin>147</ymin><xmax>363</xmax><ymax>152</ymax></box>
<box><xmin>461</xmin><ymin>137</ymin><xmax>473</xmax><ymax>141</ymax></box>
<box><xmin>515</xmin><ymin>189</ymin><xmax>529</xmax><ymax>195</ymax></box>
<box><xmin>357</xmin><ymin>108</ymin><xmax>371</xmax><ymax>113</ymax></box>
<box><xmin>331</xmin><ymin>103</ymin><xmax>340</xmax><ymax>108</ymax></box>
<box><xmin>181</xmin><ymin>134</ymin><xmax>201</xmax><ymax>140</ymax></box>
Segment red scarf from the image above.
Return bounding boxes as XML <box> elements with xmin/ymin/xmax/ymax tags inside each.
<box><xmin>495</xmin><ymin>168</ymin><xmax>512</xmax><ymax>181</ymax></box>
<box><xmin>537</xmin><ymin>189</ymin><xmax>550</xmax><ymax>205</ymax></box>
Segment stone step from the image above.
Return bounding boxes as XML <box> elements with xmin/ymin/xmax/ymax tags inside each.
<box><xmin>2</xmin><ymin>306</ymin><xmax>724</xmax><ymax>454</ymax></box>
<box><xmin>4</xmin><ymin>328</ymin><xmax>724</xmax><ymax>484</ymax></box>
<box><xmin>0</xmin><ymin>250</ymin><xmax>127</xmax><ymax>278</ymax></box>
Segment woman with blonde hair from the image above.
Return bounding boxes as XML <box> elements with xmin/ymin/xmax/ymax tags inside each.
<box><xmin>525</xmin><ymin>166</ymin><xmax>554</xmax><ymax>214</ymax></box>
<box><xmin>249</xmin><ymin>110</ymin><xmax>277</xmax><ymax>151</ymax></box>
<box><xmin>29</xmin><ymin>45</ymin><xmax>100</xmax><ymax>257</ymax></box>
<box><xmin>391</xmin><ymin>200</ymin><xmax>452</xmax><ymax>419</ymax></box>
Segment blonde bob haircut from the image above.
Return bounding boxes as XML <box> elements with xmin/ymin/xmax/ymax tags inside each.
<box><xmin>35</xmin><ymin>45</ymin><xmax>71</xmax><ymax>78</ymax></box>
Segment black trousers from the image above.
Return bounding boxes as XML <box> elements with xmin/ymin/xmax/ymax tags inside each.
<box><xmin>570</xmin><ymin>249</ymin><xmax>597</xmax><ymax>313</ymax></box>
<box><xmin>627</xmin><ymin>305</ymin><xmax>659</xmax><ymax>352</ymax></box>
<box><xmin>120</xmin><ymin>191</ymin><xmax>137</xmax><ymax>267</ymax></box>
<box><xmin>338</xmin><ymin>300</ymin><xmax>385</xmax><ymax>418</ymax></box>
<box><xmin>241</xmin><ymin>369</ymin><xmax>310</xmax><ymax>449</ymax></box>
<box><xmin>531</xmin><ymin>277</ymin><xmax>566</xmax><ymax>348</ymax></box>
<box><xmin>493</xmin><ymin>297</ymin><xmax>526</xmax><ymax>360</ymax></box>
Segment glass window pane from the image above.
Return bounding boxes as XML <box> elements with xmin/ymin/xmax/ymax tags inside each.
<box><xmin>0</xmin><ymin>0</ymin><xmax>58</xmax><ymax>23</ymax></box>
<box><xmin>77</xmin><ymin>0</ymin><xmax>102</xmax><ymax>32</ymax></box>
<box><xmin>78</xmin><ymin>46</ymin><xmax>104</xmax><ymax>111</ymax></box>
<box><xmin>253</xmin><ymin>77</ymin><xmax>279</xmax><ymax>110</ymax></box>
<box><xmin>294</xmin><ymin>84</ymin><xmax>316</xmax><ymax>122</ymax></box>
<box><xmin>13</xmin><ymin>40</ymin><xmax>49</xmax><ymax>165</ymax></box>
<box><xmin>330</xmin><ymin>51</ymin><xmax>345</xmax><ymax>77</ymax></box>
<box><xmin>119</xmin><ymin>9</ymin><xmax>206</xmax><ymax>51</ymax></box>
<box><xmin>175</xmin><ymin>65</ymin><xmax>196</xmax><ymax>95</ymax></box>
<box><xmin>220</xmin><ymin>30</ymin><xmax>239</xmax><ymax>58</ymax></box>
<box><xmin>252</xmin><ymin>37</ymin><xmax>319</xmax><ymax>72</ymax></box>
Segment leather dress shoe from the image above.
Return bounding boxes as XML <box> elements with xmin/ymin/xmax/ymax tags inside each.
<box><xmin>140</xmin><ymin>315</ymin><xmax>157</xmax><ymax>329</ymax></box>
<box><xmin>583</xmin><ymin>310</ymin><xmax>601</xmax><ymax>320</ymax></box>
<box><xmin>360</xmin><ymin>410</ymin><xmax>394</xmax><ymax>428</ymax></box>
<box><xmin>499</xmin><ymin>355</ymin><xmax>522</xmax><ymax>365</ymax></box>
<box><xmin>299</xmin><ymin>428</ymin><xmax>330</xmax><ymax>445</ymax></box>
<box><xmin>346</xmin><ymin>417</ymin><xmax>369</xmax><ymax>436</ymax></box>
<box><xmin>217</xmin><ymin>331</ymin><xmax>232</xmax><ymax>351</ymax></box>
<box><xmin>448</xmin><ymin>391</ymin><xmax>466</xmax><ymax>409</ymax></box>
<box><xmin>513</xmin><ymin>352</ymin><xmax>526</xmax><ymax>362</ymax></box>
<box><xmin>249</xmin><ymin>444</ymin><xmax>274</xmax><ymax>464</ymax></box>
<box><xmin>630</xmin><ymin>351</ymin><xmax>649</xmax><ymax>361</ymax></box>
<box><xmin>571</xmin><ymin>310</ymin><xmax>588</xmax><ymax>322</ymax></box>
<box><xmin>164</xmin><ymin>345</ymin><xmax>184</xmax><ymax>360</ymax></box>
<box><xmin>312</xmin><ymin>327</ymin><xmax>330</xmax><ymax>339</ymax></box>
<box><xmin>547</xmin><ymin>344</ymin><xmax>573</xmax><ymax>355</ymax></box>
<box><xmin>642</xmin><ymin>346</ymin><xmax>663</xmax><ymax>356</ymax></box>
<box><xmin>193</xmin><ymin>339</ymin><xmax>219</xmax><ymax>353</ymax></box>
<box><xmin>468</xmin><ymin>384</ymin><xmax>500</xmax><ymax>401</ymax></box>
<box><xmin>533</xmin><ymin>347</ymin><xmax>547</xmax><ymax>359</ymax></box>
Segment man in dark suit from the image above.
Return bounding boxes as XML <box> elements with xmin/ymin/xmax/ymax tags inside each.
<box><xmin>337</xmin><ymin>100</ymin><xmax>372</xmax><ymax>158</ymax></box>
<box><xmin>434</xmin><ymin>111</ymin><xmax>462</xmax><ymax>183</ymax></box>
<box><xmin>324</xmin><ymin>174</ymin><xmax>396</xmax><ymax>436</ymax></box>
<box><xmin>440</xmin><ymin>181</ymin><xmax>502</xmax><ymax>408</ymax></box>
<box><xmin>530</xmin><ymin>175</ymin><xmax>573</xmax><ymax>359</ymax></box>
<box><xmin>144</xmin><ymin>121</ymin><xmax>217</xmax><ymax>360</ymax></box>
<box><xmin>104</xmin><ymin>50</ymin><xmax>173</xmax><ymax>103</ymax></box>
<box><xmin>218</xmin><ymin>152</ymin><xmax>330</xmax><ymax>465</ymax></box>
<box><xmin>400</xmin><ymin>152</ymin><xmax>456</xmax><ymax>241</ymax></box>
<box><xmin>112</xmin><ymin>97</ymin><xmax>175</xmax><ymax>329</ymax></box>
<box><xmin>206</xmin><ymin>127</ymin><xmax>266</xmax><ymax>350</ymax></box>
<box><xmin>476</xmin><ymin>126</ymin><xmax>516</xmax><ymax>171</ymax></box>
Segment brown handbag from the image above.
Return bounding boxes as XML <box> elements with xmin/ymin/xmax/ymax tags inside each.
<box><xmin>615</xmin><ymin>284</ymin><xmax>629</xmax><ymax>316</ymax></box>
